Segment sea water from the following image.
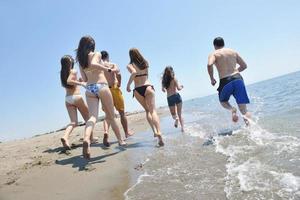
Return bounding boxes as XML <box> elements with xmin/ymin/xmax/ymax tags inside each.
<box><xmin>124</xmin><ymin>71</ymin><xmax>300</xmax><ymax>200</ymax></box>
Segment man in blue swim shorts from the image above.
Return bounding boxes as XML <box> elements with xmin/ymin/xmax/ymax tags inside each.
<box><xmin>207</xmin><ymin>37</ymin><xmax>251</xmax><ymax>125</ymax></box>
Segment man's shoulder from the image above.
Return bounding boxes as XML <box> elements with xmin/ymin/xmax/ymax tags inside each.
<box><xmin>105</xmin><ymin>62</ymin><xmax>117</xmax><ymax>68</ymax></box>
<box><xmin>90</xmin><ymin>51</ymin><xmax>101</xmax><ymax>57</ymax></box>
<box><xmin>215</xmin><ymin>48</ymin><xmax>237</xmax><ymax>56</ymax></box>
<box><xmin>224</xmin><ymin>48</ymin><xmax>237</xmax><ymax>53</ymax></box>
<box><xmin>107</xmin><ymin>61</ymin><xmax>116</xmax><ymax>64</ymax></box>
<box><xmin>108</xmin><ymin>62</ymin><xmax>118</xmax><ymax>67</ymax></box>
<box><xmin>209</xmin><ymin>51</ymin><xmax>217</xmax><ymax>57</ymax></box>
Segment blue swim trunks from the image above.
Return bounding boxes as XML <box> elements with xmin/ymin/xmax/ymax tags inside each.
<box><xmin>167</xmin><ymin>93</ymin><xmax>182</xmax><ymax>107</ymax></box>
<box><xmin>217</xmin><ymin>73</ymin><xmax>250</xmax><ymax>104</ymax></box>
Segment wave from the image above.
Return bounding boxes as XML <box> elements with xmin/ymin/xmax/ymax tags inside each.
<box><xmin>215</xmin><ymin>122</ymin><xmax>300</xmax><ymax>199</ymax></box>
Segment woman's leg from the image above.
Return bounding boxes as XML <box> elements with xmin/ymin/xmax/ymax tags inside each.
<box><xmin>103</xmin><ymin>119</ymin><xmax>110</xmax><ymax>133</ymax></box>
<box><xmin>176</xmin><ymin>103</ymin><xmax>184</xmax><ymax>132</ymax></box>
<box><xmin>134</xmin><ymin>91</ymin><xmax>156</xmax><ymax>135</ymax></box>
<box><xmin>144</xmin><ymin>87</ymin><xmax>164</xmax><ymax>146</ymax></box>
<box><xmin>83</xmin><ymin>93</ymin><xmax>99</xmax><ymax>159</ymax></box>
<box><xmin>102</xmin><ymin>119</ymin><xmax>110</xmax><ymax>147</ymax></box>
<box><xmin>77</xmin><ymin>97</ymin><xmax>97</xmax><ymax>142</ymax></box>
<box><xmin>99</xmin><ymin>88</ymin><xmax>125</xmax><ymax>145</ymax></box>
<box><xmin>118</xmin><ymin>110</ymin><xmax>133</xmax><ymax>138</ymax></box>
<box><xmin>168</xmin><ymin>105</ymin><xmax>179</xmax><ymax>128</ymax></box>
<box><xmin>61</xmin><ymin>102</ymin><xmax>78</xmax><ymax>150</ymax></box>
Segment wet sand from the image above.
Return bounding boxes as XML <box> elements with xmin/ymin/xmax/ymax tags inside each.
<box><xmin>0</xmin><ymin>109</ymin><xmax>168</xmax><ymax>200</ymax></box>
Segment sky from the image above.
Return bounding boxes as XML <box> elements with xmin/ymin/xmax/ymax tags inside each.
<box><xmin>0</xmin><ymin>0</ymin><xmax>299</xmax><ymax>141</ymax></box>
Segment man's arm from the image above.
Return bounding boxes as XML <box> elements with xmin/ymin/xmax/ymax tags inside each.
<box><xmin>207</xmin><ymin>53</ymin><xmax>217</xmax><ymax>86</ymax></box>
<box><xmin>90</xmin><ymin>52</ymin><xmax>117</xmax><ymax>72</ymax></box>
<box><xmin>236</xmin><ymin>53</ymin><xmax>247</xmax><ymax>72</ymax></box>
<box><xmin>114</xmin><ymin>64</ymin><xmax>122</xmax><ymax>87</ymax></box>
<box><xmin>116</xmin><ymin>74</ymin><xmax>121</xmax><ymax>87</ymax></box>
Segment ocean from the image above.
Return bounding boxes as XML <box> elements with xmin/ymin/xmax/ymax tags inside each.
<box><xmin>124</xmin><ymin>71</ymin><xmax>300</xmax><ymax>200</ymax></box>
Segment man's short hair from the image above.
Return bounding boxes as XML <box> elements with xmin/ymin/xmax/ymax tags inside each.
<box><xmin>101</xmin><ymin>50</ymin><xmax>109</xmax><ymax>60</ymax></box>
<box><xmin>213</xmin><ymin>37</ymin><xmax>225</xmax><ymax>47</ymax></box>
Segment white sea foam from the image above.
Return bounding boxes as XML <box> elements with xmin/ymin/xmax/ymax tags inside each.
<box><xmin>184</xmin><ymin>123</ymin><xmax>208</xmax><ymax>139</ymax></box>
<box><xmin>271</xmin><ymin>171</ymin><xmax>300</xmax><ymax>192</ymax></box>
<box><xmin>124</xmin><ymin>172</ymin><xmax>153</xmax><ymax>200</ymax></box>
<box><xmin>214</xmin><ymin>123</ymin><xmax>300</xmax><ymax>199</ymax></box>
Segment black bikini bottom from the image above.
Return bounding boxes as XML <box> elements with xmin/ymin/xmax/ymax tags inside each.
<box><xmin>133</xmin><ymin>85</ymin><xmax>154</xmax><ymax>97</ymax></box>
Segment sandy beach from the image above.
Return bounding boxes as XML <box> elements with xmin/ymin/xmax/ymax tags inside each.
<box><xmin>0</xmin><ymin>109</ymin><xmax>168</xmax><ymax>200</ymax></box>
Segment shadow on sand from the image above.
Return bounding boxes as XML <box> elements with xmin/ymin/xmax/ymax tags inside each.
<box><xmin>53</xmin><ymin>141</ymin><xmax>153</xmax><ymax>171</ymax></box>
<box><xmin>55</xmin><ymin>149</ymin><xmax>125</xmax><ymax>171</ymax></box>
<box><xmin>43</xmin><ymin>142</ymin><xmax>82</xmax><ymax>154</ymax></box>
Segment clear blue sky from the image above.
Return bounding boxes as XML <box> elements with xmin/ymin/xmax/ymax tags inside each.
<box><xmin>0</xmin><ymin>0</ymin><xmax>299</xmax><ymax>141</ymax></box>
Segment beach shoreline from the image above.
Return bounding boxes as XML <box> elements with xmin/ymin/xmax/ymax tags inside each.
<box><xmin>0</xmin><ymin>108</ymin><xmax>169</xmax><ymax>200</ymax></box>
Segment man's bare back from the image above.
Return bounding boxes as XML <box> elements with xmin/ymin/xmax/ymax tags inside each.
<box><xmin>104</xmin><ymin>61</ymin><xmax>120</xmax><ymax>87</ymax></box>
<box><xmin>207</xmin><ymin>37</ymin><xmax>251</xmax><ymax>125</ymax></box>
<box><xmin>209</xmin><ymin>48</ymin><xmax>247</xmax><ymax>79</ymax></box>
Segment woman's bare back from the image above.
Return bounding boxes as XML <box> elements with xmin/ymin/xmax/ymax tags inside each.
<box><xmin>131</xmin><ymin>63</ymin><xmax>151</xmax><ymax>87</ymax></box>
<box><xmin>65</xmin><ymin>69</ymin><xmax>81</xmax><ymax>96</ymax></box>
<box><xmin>166</xmin><ymin>79</ymin><xmax>178</xmax><ymax>97</ymax></box>
<box><xmin>83</xmin><ymin>52</ymin><xmax>108</xmax><ymax>85</ymax></box>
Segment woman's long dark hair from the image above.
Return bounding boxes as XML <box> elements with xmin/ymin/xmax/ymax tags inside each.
<box><xmin>76</xmin><ymin>35</ymin><xmax>95</xmax><ymax>69</ymax></box>
<box><xmin>129</xmin><ymin>48</ymin><xmax>149</xmax><ymax>70</ymax></box>
<box><xmin>162</xmin><ymin>66</ymin><xmax>175</xmax><ymax>89</ymax></box>
<box><xmin>60</xmin><ymin>55</ymin><xmax>74</xmax><ymax>89</ymax></box>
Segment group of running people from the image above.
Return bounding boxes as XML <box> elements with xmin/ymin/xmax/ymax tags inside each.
<box><xmin>60</xmin><ymin>36</ymin><xmax>251</xmax><ymax>160</ymax></box>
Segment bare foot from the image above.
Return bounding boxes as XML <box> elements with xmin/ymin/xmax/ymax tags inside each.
<box><xmin>118</xmin><ymin>140</ymin><xmax>127</xmax><ymax>146</ymax></box>
<box><xmin>125</xmin><ymin>131</ymin><xmax>134</xmax><ymax>138</ymax></box>
<box><xmin>232</xmin><ymin>107</ymin><xmax>239</xmax><ymax>122</ymax></box>
<box><xmin>243</xmin><ymin>112</ymin><xmax>251</xmax><ymax>126</ymax></box>
<box><xmin>157</xmin><ymin>135</ymin><xmax>164</xmax><ymax>147</ymax></box>
<box><xmin>61</xmin><ymin>138</ymin><xmax>71</xmax><ymax>150</ymax></box>
<box><xmin>103</xmin><ymin>133</ymin><xmax>110</xmax><ymax>147</ymax></box>
<box><xmin>174</xmin><ymin>119</ymin><xmax>179</xmax><ymax>128</ymax></box>
<box><xmin>82</xmin><ymin>141</ymin><xmax>91</xmax><ymax>160</ymax></box>
<box><xmin>181</xmin><ymin>128</ymin><xmax>185</xmax><ymax>132</ymax></box>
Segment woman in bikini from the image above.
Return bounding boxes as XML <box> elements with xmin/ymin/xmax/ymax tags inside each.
<box><xmin>162</xmin><ymin>66</ymin><xmax>184</xmax><ymax>132</ymax></box>
<box><xmin>60</xmin><ymin>55</ymin><xmax>90</xmax><ymax>150</ymax></box>
<box><xmin>126</xmin><ymin>48</ymin><xmax>164</xmax><ymax>146</ymax></box>
<box><xmin>76</xmin><ymin>36</ymin><xmax>126</xmax><ymax>159</ymax></box>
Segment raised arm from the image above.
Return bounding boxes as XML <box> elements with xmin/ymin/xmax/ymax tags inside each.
<box><xmin>68</xmin><ymin>69</ymin><xmax>86</xmax><ymax>87</ymax></box>
<box><xmin>90</xmin><ymin>52</ymin><xmax>117</xmax><ymax>72</ymax></box>
<box><xmin>236</xmin><ymin>53</ymin><xmax>247</xmax><ymax>72</ymax></box>
<box><xmin>175</xmin><ymin>78</ymin><xmax>183</xmax><ymax>90</ymax></box>
<box><xmin>126</xmin><ymin>64</ymin><xmax>137</xmax><ymax>92</ymax></box>
<box><xmin>207</xmin><ymin>53</ymin><xmax>217</xmax><ymax>86</ymax></box>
